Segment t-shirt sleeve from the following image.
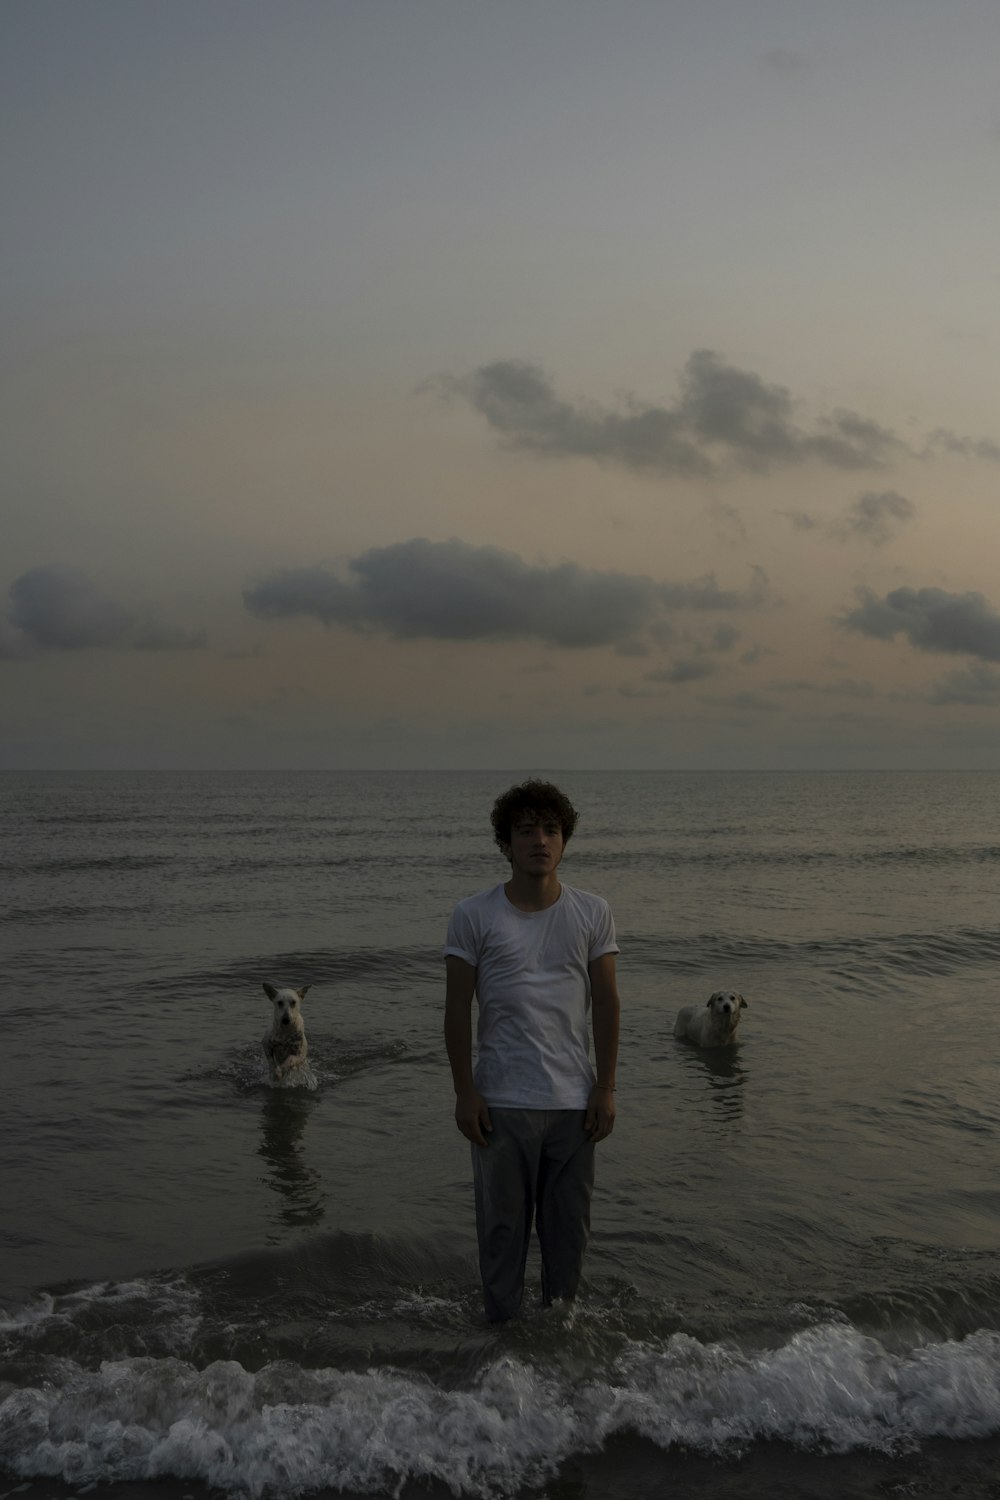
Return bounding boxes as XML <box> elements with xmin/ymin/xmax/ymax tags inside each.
<box><xmin>444</xmin><ymin>900</ymin><xmax>479</xmax><ymax>966</ymax></box>
<box><xmin>588</xmin><ymin>898</ymin><xmax>620</xmax><ymax>961</ymax></box>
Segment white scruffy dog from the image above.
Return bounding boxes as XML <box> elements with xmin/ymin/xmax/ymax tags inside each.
<box><xmin>674</xmin><ymin>989</ymin><xmax>747</xmax><ymax>1047</ymax></box>
<box><xmin>262</xmin><ymin>983</ymin><xmax>311</xmax><ymax>1084</ymax></box>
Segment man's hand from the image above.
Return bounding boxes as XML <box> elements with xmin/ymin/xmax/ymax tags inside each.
<box><xmin>455</xmin><ymin>1087</ymin><xmax>493</xmax><ymax>1147</ymax></box>
<box><xmin>585</xmin><ymin>1083</ymin><xmax>616</xmax><ymax>1142</ymax></box>
<box><xmin>587</xmin><ymin>952</ymin><xmax>619</xmax><ymax>1142</ymax></box>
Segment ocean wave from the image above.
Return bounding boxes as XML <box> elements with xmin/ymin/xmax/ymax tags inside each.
<box><xmin>3</xmin><ymin>1325</ymin><xmax>1000</xmax><ymax>1498</ymax></box>
<box><xmin>590</xmin><ymin>842</ymin><xmax>1000</xmax><ymax>872</ymax></box>
<box><xmin>16</xmin><ymin>854</ymin><xmax>177</xmax><ymax>874</ymax></box>
<box><xmin>157</xmin><ymin>948</ymin><xmax>442</xmax><ymax>997</ymax></box>
<box><xmin>7</xmin><ymin>1244</ymin><xmax>1000</xmax><ymax>1498</ymax></box>
<box><xmin>0</xmin><ymin>1278</ymin><xmax>204</xmax><ymax>1371</ymax></box>
<box><xmin>2</xmin><ymin>903</ymin><xmax>159</xmax><ymax>926</ymax></box>
<box><xmin>627</xmin><ymin>924</ymin><xmax>1000</xmax><ymax>978</ymax></box>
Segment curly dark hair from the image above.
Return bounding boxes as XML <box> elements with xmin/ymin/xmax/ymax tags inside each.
<box><xmin>490</xmin><ymin>779</ymin><xmax>579</xmax><ymax>850</ymax></box>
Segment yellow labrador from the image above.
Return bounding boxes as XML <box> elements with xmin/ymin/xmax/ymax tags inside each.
<box><xmin>674</xmin><ymin>989</ymin><xmax>747</xmax><ymax>1047</ymax></box>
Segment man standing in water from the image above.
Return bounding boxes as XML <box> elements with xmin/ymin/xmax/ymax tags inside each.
<box><xmin>444</xmin><ymin>779</ymin><xmax>621</xmax><ymax>1322</ymax></box>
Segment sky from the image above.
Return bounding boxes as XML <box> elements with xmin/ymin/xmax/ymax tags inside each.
<box><xmin>4</xmin><ymin>0</ymin><xmax>1000</xmax><ymax>770</ymax></box>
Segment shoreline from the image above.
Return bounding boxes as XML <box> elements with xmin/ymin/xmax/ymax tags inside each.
<box><xmin>8</xmin><ymin>1435</ymin><xmax>1000</xmax><ymax>1500</ymax></box>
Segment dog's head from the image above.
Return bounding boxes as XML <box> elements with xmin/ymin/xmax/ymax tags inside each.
<box><xmin>707</xmin><ymin>990</ymin><xmax>747</xmax><ymax>1031</ymax></box>
<box><xmin>263</xmin><ymin>982</ymin><xmax>310</xmax><ymax>1032</ymax></box>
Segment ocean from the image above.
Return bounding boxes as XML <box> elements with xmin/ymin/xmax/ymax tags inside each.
<box><xmin>2</xmin><ymin>768</ymin><xmax>1000</xmax><ymax>1500</ymax></box>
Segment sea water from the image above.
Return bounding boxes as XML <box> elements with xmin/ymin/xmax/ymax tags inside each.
<box><xmin>2</xmin><ymin>769</ymin><xmax>1000</xmax><ymax>1499</ymax></box>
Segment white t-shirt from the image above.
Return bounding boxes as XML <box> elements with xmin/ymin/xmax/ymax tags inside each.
<box><xmin>444</xmin><ymin>882</ymin><xmax>619</xmax><ymax>1109</ymax></box>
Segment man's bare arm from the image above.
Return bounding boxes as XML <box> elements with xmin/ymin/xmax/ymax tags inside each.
<box><xmin>444</xmin><ymin>955</ymin><xmax>493</xmax><ymax>1147</ymax></box>
<box><xmin>585</xmin><ymin>951</ymin><xmax>620</xmax><ymax>1142</ymax></box>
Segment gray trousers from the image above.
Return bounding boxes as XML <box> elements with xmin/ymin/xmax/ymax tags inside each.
<box><xmin>471</xmin><ymin>1108</ymin><xmax>595</xmax><ymax>1322</ymax></box>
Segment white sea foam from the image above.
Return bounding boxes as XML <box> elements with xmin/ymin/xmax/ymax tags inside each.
<box><xmin>3</xmin><ymin>1324</ymin><xmax>1000</xmax><ymax>1497</ymax></box>
<box><xmin>0</xmin><ymin>1294</ymin><xmax>58</xmax><ymax>1333</ymax></box>
<box><xmin>0</xmin><ymin>1278</ymin><xmax>203</xmax><ymax>1355</ymax></box>
<box><xmin>266</xmin><ymin>1062</ymin><xmax>318</xmax><ymax>1092</ymax></box>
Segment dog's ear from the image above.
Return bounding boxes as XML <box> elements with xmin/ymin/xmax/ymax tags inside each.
<box><xmin>297</xmin><ymin>985</ymin><xmax>310</xmax><ymax>1000</ymax></box>
<box><xmin>263</xmin><ymin>982</ymin><xmax>278</xmax><ymax>1000</ymax></box>
<box><xmin>739</xmin><ymin>994</ymin><xmax>748</xmax><ymax>1009</ymax></box>
<box><xmin>707</xmin><ymin>991</ymin><xmax>720</xmax><ymax>1008</ymax></box>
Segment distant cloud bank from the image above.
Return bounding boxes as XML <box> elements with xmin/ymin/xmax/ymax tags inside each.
<box><xmin>842</xmin><ymin>586</ymin><xmax>1000</xmax><ymax>662</ymax></box>
<box><xmin>1</xmin><ymin>566</ymin><xmax>205</xmax><ymax>658</ymax></box>
<box><xmin>928</xmin><ymin>664</ymin><xmax>1000</xmax><ymax>706</ymax></box>
<box><xmin>440</xmin><ymin>351</ymin><xmax>911</xmax><ymax>477</ymax></box>
<box><xmin>844</xmin><ymin>491</ymin><xmax>916</xmax><ymax>545</ymax></box>
<box><xmin>780</xmin><ymin>490</ymin><xmax>917</xmax><ymax>547</ymax></box>
<box><xmin>243</xmin><ymin>538</ymin><xmax>774</xmax><ymax>650</ymax></box>
<box><xmin>924</xmin><ymin>428</ymin><xmax>1000</xmax><ymax>463</ymax></box>
<box><xmin>439</xmin><ymin>352</ymin><xmax>1000</xmax><ymax>483</ymax></box>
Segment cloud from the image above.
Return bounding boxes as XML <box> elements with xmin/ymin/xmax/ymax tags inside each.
<box><xmin>131</xmin><ymin>621</ymin><xmax>208</xmax><ymax>651</ymax></box>
<box><xmin>780</xmin><ymin>490</ymin><xmax>917</xmax><ymax>546</ymax></box>
<box><xmin>842</xmin><ymin>490</ymin><xmax>917</xmax><ymax>545</ymax></box>
<box><xmin>244</xmin><ymin>539</ymin><xmax>775</xmax><ymax>650</ymax></box>
<box><xmin>660</xmin><ymin>565</ymin><xmax>776</xmax><ymax>610</ymax></box>
<box><xmin>803</xmin><ymin>410</ymin><xmax>904</xmax><ymax>471</ymax></box>
<box><xmin>245</xmin><ymin>542</ymin><xmax>657</xmax><ymax>647</ymax></box>
<box><xmin>841</xmin><ymin>586</ymin><xmax>1000</xmax><ymax>661</ymax></box>
<box><xmin>645</xmin><ymin>659</ymin><xmax>717</xmax><ymax>684</ymax></box>
<box><xmin>442</xmin><ymin>351</ymin><xmax>911</xmax><ymax>478</ymax></box>
<box><xmin>440</xmin><ymin>359</ymin><xmax>710</xmax><ymax>477</ymax></box>
<box><xmin>4</xmin><ymin>566</ymin><xmax>206</xmax><ymax>655</ymax></box>
<box><xmin>709</xmin><ymin>499</ymin><xmax>748</xmax><ymax>545</ymax></box>
<box><xmin>772</xmin><ymin>677</ymin><xmax>877</xmax><ymax>699</ymax></box>
<box><xmin>928</xmin><ymin>664</ymin><xmax>1000</xmax><ymax>706</ymax></box>
<box><xmin>632</xmin><ymin>620</ymin><xmax>741</xmax><ymax>681</ymax></box>
<box><xmin>699</xmin><ymin>690</ymin><xmax>783</xmax><ymax>713</ymax></box>
<box><xmin>647</xmin><ymin>619</ymin><xmax>678</xmax><ymax>646</ymax></box>
<box><xmin>706</xmin><ymin>623</ymin><xmax>741</xmax><ymax>653</ymax></box>
<box><xmin>924</xmin><ymin>428</ymin><xmax>1000</xmax><ymax>463</ymax></box>
<box><xmin>739</xmin><ymin>644</ymin><xmax>774</xmax><ymax>666</ymax></box>
<box><xmin>676</xmin><ymin>351</ymin><xmax>801</xmax><ymax>467</ymax></box>
<box><xmin>0</xmin><ymin>618</ymin><xmax>31</xmax><ymax>661</ymax></box>
<box><xmin>779</xmin><ymin>509</ymin><xmax>821</xmax><ymax>532</ymax></box>
<box><xmin>10</xmin><ymin>566</ymin><xmax>133</xmax><ymax>650</ymax></box>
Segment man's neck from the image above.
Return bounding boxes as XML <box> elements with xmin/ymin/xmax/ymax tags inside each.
<box><xmin>504</xmin><ymin>871</ymin><xmax>562</xmax><ymax>912</ymax></box>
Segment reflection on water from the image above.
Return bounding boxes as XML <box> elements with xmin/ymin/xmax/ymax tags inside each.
<box><xmin>257</xmin><ymin>1090</ymin><xmax>326</xmax><ymax>1235</ymax></box>
<box><xmin>675</xmin><ymin>1041</ymin><xmax>748</xmax><ymax>1122</ymax></box>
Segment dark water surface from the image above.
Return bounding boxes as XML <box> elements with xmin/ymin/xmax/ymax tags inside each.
<box><xmin>3</xmin><ymin>769</ymin><xmax>1000</xmax><ymax>1498</ymax></box>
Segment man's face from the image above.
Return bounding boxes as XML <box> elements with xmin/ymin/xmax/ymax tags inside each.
<box><xmin>504</xmin><ymin>814</ymin><xmax>565</xmax><ymax>877</ymax></box>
